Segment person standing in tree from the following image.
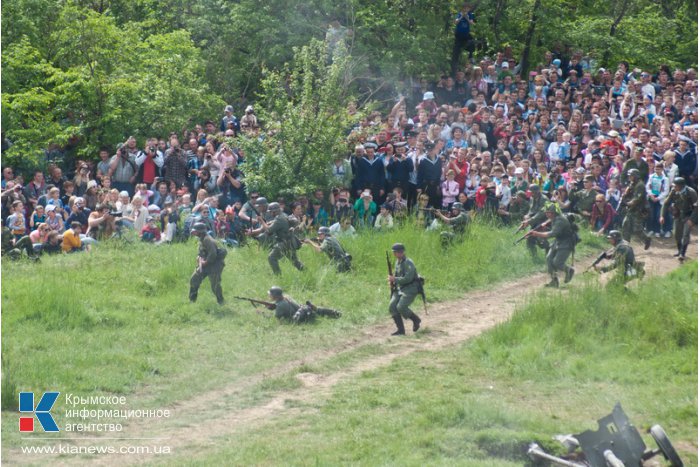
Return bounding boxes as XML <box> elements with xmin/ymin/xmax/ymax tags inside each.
<box><xmin>451</xmin><ymin>2</ymin><xmax>476</xmax><ymax>74</ymax></box>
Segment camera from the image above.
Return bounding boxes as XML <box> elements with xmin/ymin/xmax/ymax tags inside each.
<box><xmin>109</xmin><ymin>211</ymin><xmax>123</xmax><ymax>217</ymax></box>
<box><xmin>149</xmin><ymin>146</ymin><xmax>156</xmax><ymax>153</ymax></box>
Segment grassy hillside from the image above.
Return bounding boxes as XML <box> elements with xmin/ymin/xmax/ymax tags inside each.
<box><xmin>1</xmin><ymin>221</ymin><xmax>604</xmax><ymax>441</ymax></box>
<box><xmin>169</xmin><ymin>262</ymin><xmax>697</xmax><ymax>466</ymax></box>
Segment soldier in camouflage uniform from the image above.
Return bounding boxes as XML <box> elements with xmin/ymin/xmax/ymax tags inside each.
<box><xmin>252</xmin><ymin>202</ymin><xmax>304</xmax><ymax>275</ymax></box>
<box><xmin>527</xmin><ymin>204</ymin><xmax>576</xmax><ymax>288</ymax></box>
<box><xmin>507</xmin><ymin>191</ymin><xmax>530</xmax><ymax>223</ymax></box>
<box><xmin>434</xmin><ymin>202</ymin><xmax>470</xmax><ymax>248</ymax></box>
<box><xmin>304</xmin><ymin>226</ymin><xmax>351</xmax><ymax>272</ymax></box>
<box><xmin>594</xmin><ymin>230</ymin><xmax>644</xmax><ymax>285</ymax></box>
<box><xmin>620</xmin><ymin>169</ymin><xmax>652</xmax><ymax>250</ymax></box>
<box><xmin>571</xmin><ymin>175</ymin><xmax>598</xmax><ymax>222</ymax></box>
<box><xmin>518</xmin><ymin>184</ymin><xmax>549</xmax><ymax>257</ymax></box>
<box><xmin>388</xmin><ymin>243</ymin><xmax>422</xmax><ymax>335</ymax></box>
<box><xmin>189</xmin><ymin>222</ymin><xmax>226</xmax><ymax>304</ymax></box>
<box><xmin>661</xmin><ymin>177</ymin><xmax>698</xmax><ymax>260</ymax></box>
<box><xmin>268</xmin><ymin>286</ymin><xmax>341</xmax><ymax>323</ymax></box>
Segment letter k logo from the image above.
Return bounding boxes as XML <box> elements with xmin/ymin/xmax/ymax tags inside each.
<box><xmin>19</xmin><ymin>392</ymin><xmax>60</xmax><ymax>432</ymax></box>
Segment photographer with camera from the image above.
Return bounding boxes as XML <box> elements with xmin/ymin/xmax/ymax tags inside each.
<box><xmin>108</xmin><ymin>141</ymin><xmax>138</xmax><ymax>196</ymax></box>
<box><xmin>135</xmin><ymin>139</ymin><xmax>164</xmax><ymax>186</ymax></box>
<box><xmin>217</xmin><ymin>159</ymin><xmax>246</xmax><ymax>208</ymax></box>
<box><xmin>87</xmin><ymin>203</ymin><xmax>117</xmax><ymax>241</ymax></box>
<box><xmin>163</xmin><ymin>136</ymin><xmax>188</xmax><ymax>189</ymax></box>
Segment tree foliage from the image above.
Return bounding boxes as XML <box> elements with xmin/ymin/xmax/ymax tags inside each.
<box><xmin>238</xmin><ymin>39</ymin><xmax>358</xmax><ymax>199</ymax></box>
<box><xmin>1</xmin><ymin>0</ymin><xmax>696</xmax><ymax>172</ymax></box>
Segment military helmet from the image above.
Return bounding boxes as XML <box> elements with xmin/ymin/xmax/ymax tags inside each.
<box><xmin>254</xmin><ymin>197</ymin><xmax>268</xmax><ymax>205</ymax></box>
<box><xmin>607</xmin><ymin>230</ymin><xmax>622</xmax><ymax>242</ymax></box>
<box><xmin>267</xmin><ymin>202</ymin><xmax>281</xmax><ymax>212</ymax></box>
<box><xmin>544</xmin><ymin>204</ymin><xmax>558</xmax><ymax>214</ymax></box>
<box><xmin>529</xmin><ymin>184</ymin><xmax>541</xmax><ymax>193</ymax></box>
<box><xmin>452</xmin><ymin>202</ymin><xmax>463</xmax><ymax>211</ymax></box>
<box><xmin>391</xmin><ymin>243</ymin><xmax>405</xmax><ymax>252</ymax></box>
<box><xmin>318</xmin><ymin>226</ymin><xmax>330</xmax><ymax>235</ymax></box>
<box><xmin>627</xmin><ymin>168</ymin><xmax>640</xmax><ymax>179</ymax></box>
<box><xmin>673</xmin><ymin>177</ymin><xmax>686</xmax><ymax>187</ymax></box>
<box><xmin>268</xmin><ymin>286</ymin><xmax>283</xmax><ymax>297</ymax></box>
<box><xmin>190</xmin><ymin>222</ymin><xmax>207</xmax><ymax>235</ymax></box>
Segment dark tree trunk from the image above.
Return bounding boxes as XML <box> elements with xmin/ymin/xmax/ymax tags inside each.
<box><xmin>519</xmin><ymin>0</ymin><xmax>541</xmax><ymax>78</ymax></box>
<box><xmin>602</xmin><ymin>0</ymin><xmax>630</xmax><ymax>65</ymax></box>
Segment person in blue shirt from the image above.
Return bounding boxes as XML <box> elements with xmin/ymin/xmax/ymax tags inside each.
<box><xmin>451</xmin><ymin>3</ymin><xmax>476</xmax><ymax>74</ymax></box>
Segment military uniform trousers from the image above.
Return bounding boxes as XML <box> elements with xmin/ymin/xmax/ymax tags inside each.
<box><xmin>190</xmin><ymin>261</ymin><xmax>225</xmax><ymax>304</ymax></box>
<box><xmin>621</xmin><ymin>212</ymin><xmax>650</xmax><ymax>243</ymax></box>
<box><xmin>389</xmin><ymin>290</ymin><xmax>418</xmax><ymax>319</ymax></box>
<box><xmin>674</xmin><ymin>214</ymin><xmax>694</xmax><ymax>252</ymax></box>
<box><xmin>546</xmin><ymin>246</ymin><xmax>572</xmax><ymax>277</ymax></box>
<box><xmin>268</xmin><ymin>240</ymin><xmax>304</xmax><ymax>275</ymax></box>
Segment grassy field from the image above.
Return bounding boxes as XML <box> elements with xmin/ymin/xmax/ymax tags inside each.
<box><xmin>162</xmin><ymin>262</ymin><xmax>698</xmax><ymax>466</ymax></box>
<box><xmin>1</xmin><ymin>220</ymin><xmax>605</xmax><ymax>448</ymax></box>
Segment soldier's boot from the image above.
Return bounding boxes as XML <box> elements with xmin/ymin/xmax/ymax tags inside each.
<box><xmin>293</xmin><ymin>260</ymin><xmax>304</xmax><ymax>271</ymax></box>
<box><xmin>189</xmin><ymin>290</ymin><xmax>198</xmax><ymax>303</ymax></box>
<box><xmin>215</xmin><ymin>290</ymin><xmax>225</xmax><ymax>305</ymax></box>
<box><xmin>391</xmin><ymin>315</ymin><xmax>405</xmax><ymax>336</ymax></box>
<box><xmin>407</xmin><ymin>312</ymin><xmax>421</xmax><ymax>332</ymax></box>
<box><xmin>679</xmin><ymin>243</ymin><xmax>688</xmax><ymax>260</ymax></box>
<box><xmin>564</xmin><ymin>267</ymin><xmax>575</xmax><ymax>284</ymax></box>
<box><xmin>673</xmin><ymin>241</ymin><xmax>682</xmax><ymax>257</ymax></box>
<box><xmin>544</xmin><ymin>276</ymin><xmax>559</xmax><ymax>288</ymax></box>
<box><xmin>643</xmin><ymin>234</ymin><xmax>652</xmax><ymax>250</ymax></box>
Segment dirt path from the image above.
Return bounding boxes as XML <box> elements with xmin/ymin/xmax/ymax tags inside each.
<box><xmin>8</xmin><ymin>240</ymin><xmax>696</xmax><ymax>466</ymax></box>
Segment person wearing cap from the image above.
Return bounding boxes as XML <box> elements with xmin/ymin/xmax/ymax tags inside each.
<box><xmin>140</xmin><ymin>215</ymin><xmax>161</xmax><ymax>242</ymax></box>
<box><xmin>507</xmin><ymin>191</ymin><xmax>530</xmax><ymax>223</ymax></box>
<box><xmin>240</xmin><ymin>105</ymin><xmax>257</xmax><ymax>130</ymax></box>
<box><xmin>386</xmin><ymin>141</ymin><xmax>413</xmax><ymax>197</ymax></box>
<box><xmin>266</xmin><ymin>286</ymin><xmax>341</xmax><ymax>323</ymax></box>
<box><xmin>387</xmin><ymin>243</ymin><xmax>422</xmax><ymax>335</ymax></box>
<box><xmin>620</xmin><ymin>169</ymin><xmax>652</xmax><ymax>250</ymax></box>
<box><xmin>594</xmin><ymin>230</ymin><xmax>644</xmax><ymax>285</ymax></box>
<box><xmin>434</xmin><ymin>202</ymin><xmax>470</xmax><ymax>248</ymax></box>
<box><xmin>304</xmin><ymin>226</ymin><xmax>351</xmax><ymax>272</ymax></box>
<box><xmin>65</xmin><ymin>196</ymin><xmax>92</xmax><ymax>231</ymax></box>
<box><xmin>526</xmin><ymin>204</ymin><xmax>576</xmax><ymax>288</ymax></box>
<box><xmin>220</xmin><ymin>104</ymin><xmax>240</xmax><ymax>133</ymax></box>
<box><xmin>661</xmin><ymin>177</ymin><xmax>697</xmax><ymax>260</ymax></box>
<box><xmin>355</xmin><ymin>142</ymin><xmax>386</xmax><ymax>203</ymax></box>
<box><xmin>417</xmin><ymin>140</ymin><xmax>444</xmax><ymax>209</ymax></box>
<box><xmin>45</xmin><ymin>203</ymin><xmax>65</xmax><ymax>233</ymax></box>
<box><xmin>571</xmin><ymin>175</ymin><xmax>598</xmax><ymax>221</ymax></box>
<box><xmin>251</xmin><ymin>202</ymin><xmax>304</xmax><ymax>275</ymax></box>
<box><xmin>518</xmin><ymin>184</ymin><xmax>550</xmax><ymax>257</ymax></box>
<box><xmin>189</xmin><ymin>222</ymin><xmax>226</xmax><ymax>305</ymax></box>
<box><xmin>621</xmin><ymin>144</ymin><xmax>649</xmax><ymax>187</ymax></box>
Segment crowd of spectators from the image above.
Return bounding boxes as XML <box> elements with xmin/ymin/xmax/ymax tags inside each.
<box><xmin>1</xmin><ymin>47</ymin><xmax>697</xmax><ymax>258</ymax></box>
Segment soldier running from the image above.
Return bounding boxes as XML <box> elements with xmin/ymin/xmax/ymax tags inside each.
<box><xmin>621</xmin><ymin>168</ymin><xmax>652</xmax><ymax>250</ymax></box>
<box><xmin>661</xmin><ymin>177</ymin><xmax>698</xmax><ymax>261</ymax></box>
<box><xmin>387</xmin><ymin>243</ymin><xmax>422</xmax><ymax>335</ymax></box>
<box><xmin>518</xmin><ymin>184</ymin><xmax>549</xmax><ymax>257</ymax></box>
<box><xmin>526</xmin><ymin>204</ymin><xmax>576</xmax><ymax>288</ymax></box>
<box><xmin>250</xmin><ymin>202</ymin><xmax>304</xmax><ymax>275</ymax></box>
<box><xmin>189</xmin><ymin>222</ymin><xmax>226</xmax><ymax>304</ymax></box>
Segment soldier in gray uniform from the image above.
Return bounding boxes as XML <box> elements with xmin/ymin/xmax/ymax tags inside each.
<box><xmin>527</xmin><ymin>204</ymin><xmax>576</xmax><ymax>288</ymax></box>
<box><xmin>595</xmin><ymin>230</ymin><xmax>644</xmax><ymax>285</ymax></box>
<box><xmin>252</xmin><ymin>202</ymin><xmax>304</xmax><ymax>275</ymax></box>
<box><xmin>661</xmin><ymin>177</ymin><xmax>698</xmax><ymax>260</ymax></box>
<box><xmin>304</xmin><ymin>226</ymin><xmax>351</xmax><ymax>272</ymax></box>
<box><xmin>518</xmin><ymin>184</ymin><xmax>550</xmax><ymax>257</ymax></box>
<box><xmin>268</xmin><ymin>286</ymin><xmax>341</xmax><ymax>323</ymax></box>
<box><xmin>189</xmin><ymin>222</ymin><xmax>226</xmax><ymax>304</ymax></box>
<box><xmin>434</xmin><ymin>202</ymin><xmax>470</xmax><ymax>248</ymax></box>
<box><xmin>387</xmin><ymin>243</ymin><xmax>422</xmax><ymax>335</ymax></box>
<box><xmin>620</xmin><ymin>168</ymin><xmax>652</xmax><ymax>250</ymax></box>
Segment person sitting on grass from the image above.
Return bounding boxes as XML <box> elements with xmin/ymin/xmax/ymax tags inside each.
<box><xmin>62</xmin><ymin>221</ymin><xmax>86</xmax><ymax>253</ymax></box>
<box><xmin>374</xmin><ymin>204</ymin><xmax>394</xmax><ymax>230</ymax></box>
<box><xmin>140</xmin><ymin>215</ymin><xmax>161</xmax><ymax>242</ymax></box>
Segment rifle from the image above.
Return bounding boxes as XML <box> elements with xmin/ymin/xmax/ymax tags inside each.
<box><xmin>233</xmin><ymin>296</ymin><xmax>276</xmax><ymax>310</ymax></box>
<box><xmin>386</xmin><ymin>251</ymin><xmax>397</xmax><ymax>298</ymax></box>
<box><xmin>585</xmin><ymin>249</ymin><xmax>612</xmax><ymax>272</ymax></box>
<box><xmin>513</xmin><ymin>219</ymin><xmax>551</xmax><ymax>245</ymax></box>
